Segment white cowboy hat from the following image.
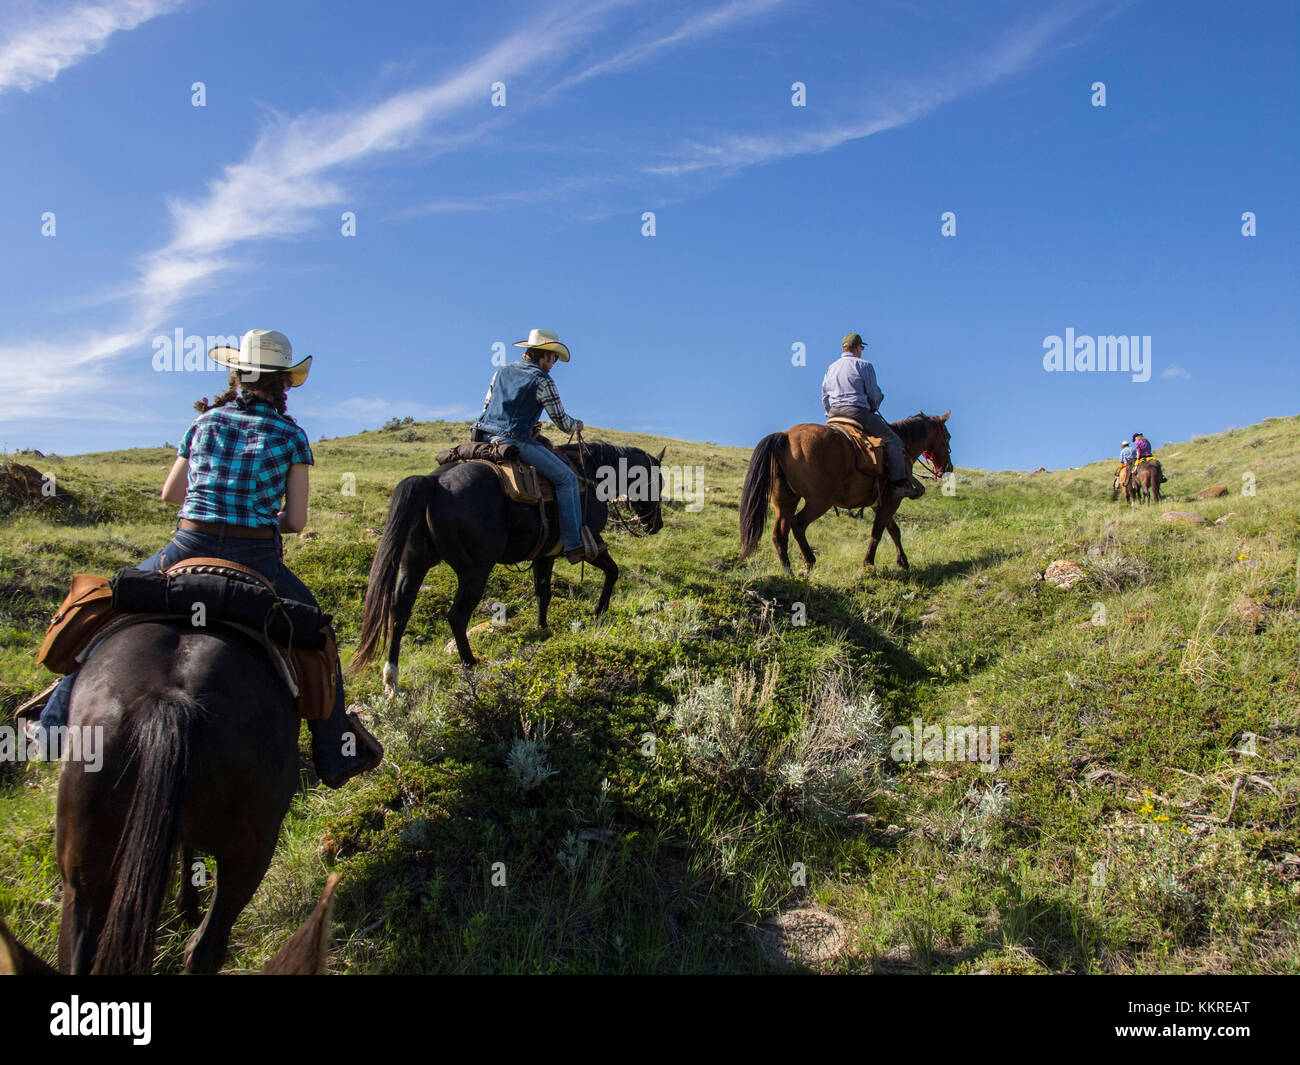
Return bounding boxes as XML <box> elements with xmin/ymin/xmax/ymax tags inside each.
<box><xmin>208</xmin><ymin>329</ymin><xmax>312</xmax><ymax>386</ymax></box>
<box><xmin>513</xmin><ymin>328</ymin><xmax>570</xmax><ymax>362</ymax></box>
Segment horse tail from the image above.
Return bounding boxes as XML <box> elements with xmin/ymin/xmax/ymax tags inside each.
<box><xmin>740</xmin><ymin>432</ymin><xmax>785</xmax><ymax>560</ymax></box>
<box><xmin>93</xmin><ymin>696</ymin><xmax>198</xmax><ymax>974</ymax></box>
<box><xmin>353</xmin><ymin>474</ymin><xmax>435</xmax><ymax>673</ymax></box>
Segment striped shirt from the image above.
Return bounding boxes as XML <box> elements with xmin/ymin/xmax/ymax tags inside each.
<box><xmin>177</xmin><ymin>393</ymin><xmax>313</xmax><ymax>528</ymax></box>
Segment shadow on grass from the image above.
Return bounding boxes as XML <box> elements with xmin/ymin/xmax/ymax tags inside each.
<box><xmin>895</xmin><ymin>548</ymin><xmax>1014</xmax><ymax>590</ymax></box>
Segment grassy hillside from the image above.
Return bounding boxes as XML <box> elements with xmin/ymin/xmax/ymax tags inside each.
<box><xmin>2</xmin><ymin>413</ymin><xmax>1298</xmax><ymax>973</ymax></box>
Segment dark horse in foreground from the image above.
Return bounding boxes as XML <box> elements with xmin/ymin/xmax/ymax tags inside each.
<box><xmin>56</xmin><ymin>621</ymin><xmax>299</xmax><ymax>973</ymax></box>
<box><xmin>354</xmin><ymin>440</ymin><xmax>665</xmax><ymax>687</ymax></box>
<box><xmin>740</xmin><ymin>412</ymin><xmax>953</xmax><ymax>572</ymax></box>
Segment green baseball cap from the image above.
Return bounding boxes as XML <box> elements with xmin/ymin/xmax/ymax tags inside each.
<box><xmin>842</xmin><ymin>332</ymin><xmax>866</xmax><ymax>350</ymax></box>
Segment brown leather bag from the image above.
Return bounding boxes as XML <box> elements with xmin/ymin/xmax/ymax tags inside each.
<box><xmin>37</xmin><ymin>574</ymin><xmax>115</xmax><ymax>674</ymax></box>
<box><xmin>290</xmin><ymin>627</ymin><xmax>338</xmax><ymax>722</ymax></box>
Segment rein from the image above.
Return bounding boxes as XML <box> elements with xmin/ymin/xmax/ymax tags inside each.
<box><xmin>607</xmin><ymin>496</ymin><xmax>653</xmax><ymax>536</ymax></box>
<box><xmin>568</xmin><ymin>430</ymin><xmax>653</xmax><ymax>537</ymax></box>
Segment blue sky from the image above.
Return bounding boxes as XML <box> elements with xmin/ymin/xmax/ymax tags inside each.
<box><xmin>1</xmin><ymin>0</ymin><xmax>1295</xmax><ymax>471</ymax></box>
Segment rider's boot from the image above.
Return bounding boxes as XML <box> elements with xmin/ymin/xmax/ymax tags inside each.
<box><xmin>891</xmin><ymin>476</ymin><xmax>925</xmax><ymax>501</ymax></box>
<box><xmin>565</xmin><ymin>526</ymin><xmax>601</xmax><ymax>564</ymax></box>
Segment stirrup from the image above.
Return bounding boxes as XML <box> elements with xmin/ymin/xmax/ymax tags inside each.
<box><xmin>320</xmin><ymin>711</ymin><xmax>384</xmax><ymax>789</ymax></box>
<box><xmin>14</xmin><ymin>680</ymin><xmax>59</xmax><ymax>723</ymax></box>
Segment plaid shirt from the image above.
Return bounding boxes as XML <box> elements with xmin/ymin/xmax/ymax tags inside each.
<box><xmin>479</xmin><ymin>367</ymin><xmax>580</xmax><ymax>435</ymax></box>
<box><xmin>177</xmin><ymin>393</ymin><xmax>313</xmax><ymax>528</ymax></box>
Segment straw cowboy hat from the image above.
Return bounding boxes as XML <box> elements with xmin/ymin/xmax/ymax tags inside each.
<box><xmin>513</xmin><ymin>328</ymin><xmax>570</xmax><ymax>362</ymax></box>
<box><xmin>208</xmin><ymin>329</ymin><xmax>312</xmax><ymax>386</ymax></box>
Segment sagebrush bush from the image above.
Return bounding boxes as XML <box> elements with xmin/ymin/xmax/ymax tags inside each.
<box><xmin>660</xmin><ymin>664</ymin><xmax>888</xmax><ymax>821</ymax></box>
<box><xmin>1087</xmin><ymin>553</ymin><xmax>1153</xmax><ymax>591</ymax></box>
<box><xmin>506</xmin><ymin>735</ymin><xmax>557</xmax><ymax>793</ymax></box>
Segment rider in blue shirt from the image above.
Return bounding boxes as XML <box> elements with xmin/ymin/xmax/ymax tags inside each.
<box><xmin>472</xmin><ymin>329</ymin><xmax>597</xmax><ymax>563</ymax></box>
<box><xmin>20</xmin><ymin>330</ymin><xmax>382</xmax><ymax>788</ymax></box>
<box><xmin>821</xmin><ymin>333</ymin><xmax>923</xmax><ymax>501</ymax></box>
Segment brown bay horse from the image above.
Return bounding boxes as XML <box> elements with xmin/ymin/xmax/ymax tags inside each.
<box><xmin>1132</xmin><ymin>459</ymin><xmax>1164</xmax><ymax>503</ymax></box>
<box><xmin>55</xmin><ymin>620</ymin><xmax>300</xmax><ymax>974</ymax></box>
<box><xmin>740</xmin><ymin>412</ymin><xmax>953</xmax><ymax>572</ymax></box>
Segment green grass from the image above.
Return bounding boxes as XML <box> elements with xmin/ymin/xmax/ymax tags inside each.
<box><xmin>2</xmin><ymin>414</ymin><xmax>1298</xmax><ymax>973</ymax></box>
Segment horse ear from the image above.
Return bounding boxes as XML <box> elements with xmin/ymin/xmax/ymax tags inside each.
<box><xmin>654</xmin><ymin>447</ymin><xmax>666</xmax><ymax>462</ymax></box>
<box><xmin>939</xmin><ymin>410</ymin><xmax>950</xmax><ymax>422</ymax></box>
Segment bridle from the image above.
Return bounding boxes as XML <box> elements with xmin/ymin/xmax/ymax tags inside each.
<box><xmin>916</xmin><ymin>418</ymin><xmax>951</xmax><ymax>482</ymax></box>
<box><xmin>570</xmin><ymin>426</ymin><xmax>657</xmax><ymax>536</ymax></box>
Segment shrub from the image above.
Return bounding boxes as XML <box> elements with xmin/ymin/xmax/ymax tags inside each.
<box><xmin>1087</xmin><ymin>553</ymin><xmax>1153</xmax><ymax>592</ymax></box>
<box><xmin>660</xmin><ymin>664</ymin><xmax>888</xmax><ymax>821</ymax></box>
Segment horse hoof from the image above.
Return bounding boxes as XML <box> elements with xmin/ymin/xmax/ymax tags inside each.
<box><xmin>381</xmin><ymin>663</ymin><xmax>399</xmax><ymax>697</ymax></box>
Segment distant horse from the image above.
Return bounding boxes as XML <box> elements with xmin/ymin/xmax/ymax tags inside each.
<box><xmin>1132</xmin><ymin>460</ymin><xmax>1164</xmax><ymax>504</ymax></box>
<box><xmin>56</xmin><ymin>621</ymin><xmax>299</xmax><ymax>974</ymax></box>
<box><xmin>740</xmin><ymin>412</ymin><xmax>953</xmax><ymax>572</ymax></box>
<box><xmin>1111</xmin><ymin>463</ymin><xmax>1137</xmax><ymax>503</ymax></box>
<box><xmin>354</xmin><ymin>440</ymin><xmax>665</xmax><ymax>686</ymax></box>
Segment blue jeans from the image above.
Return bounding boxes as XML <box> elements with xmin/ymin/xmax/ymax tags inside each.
<box><xmin>40</xmin><ymin>527</ymin><xmax>355</xmax><ymax>779</ymax></box>
<box><xmin>495</xmin><ymin>436</ymin><xmax>584</xmax><ymax>550</ymax></box>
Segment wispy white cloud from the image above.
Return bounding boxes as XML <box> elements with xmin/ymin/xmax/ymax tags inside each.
<box><xmin>646</xmin><ymin>3</ymin><xmax>1090</xmax><ymax>176</ymax></box>
<box><xmin>0</xmin><ymin>0</ymin><xmax>181</xmax><ymax>94</ymax></box>
<box><xmin>0</xmin><ymin>2</ymin><xmax>631</xmax><ymax>415</ymax></box>
<box><xmin>396</xmin><ymin>173</ymin><xmax>617</xmax><ymax>218</ymax></box>
<box><xmin>1161</xmin><ymin>365</ymin><xmax>1190</xmax><ymax>380</ymax></box>
<box><xmin>415</xmin><ymin>2</ymin><xmax>1089</xmax><ymax>214</ymax></box>
<box><xmin>553</xmin><ymin>0</ymin><xmax>786</xmax><ymax>93</ymax></box>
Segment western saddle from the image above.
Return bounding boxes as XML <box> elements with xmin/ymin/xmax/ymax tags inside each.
<box><xmin>435</xmin><ymin>430</ymin><xmax>589</xmax><ymax>561</ymax></box>
<box><xmin>34</xmin><ymin>558</ymin><xmax>338</xmax><ymax>720</ymax></box>
<box><xmin>826</xmin><ymin>416</ymin><xmax>886</xmax><ymax>478</ymax></box>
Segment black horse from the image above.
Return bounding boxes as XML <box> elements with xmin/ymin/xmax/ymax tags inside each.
<box><xmin>56</xmin><ymin>621</ymin><xmax>299</xmax><ymax>974</ymax></box>
<box><xmin>354</xmin><ymin>440</ymin><xmax>665</xmax><ymax>685</ymax></box>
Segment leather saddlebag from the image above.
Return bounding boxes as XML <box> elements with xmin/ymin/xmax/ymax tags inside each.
<box><xmin>290</xmin><ymin>626</ymin><xmax>339</xmax><ymax>721</ymax></box>
<box><xmin>37</xmin><ymin>574</ymin><xmax>115</xmax><ymax>674</ymax></box>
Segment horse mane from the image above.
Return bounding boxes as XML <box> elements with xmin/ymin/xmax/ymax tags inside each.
<box><xmin>558</xmin><ymin>438</ymin><xmax>644</xmax><ymax>473</ymax></box>
<box><xmin>889</xmin><ymin>412</ymin><xmax>935</xmax><ymax>444</ymax></box>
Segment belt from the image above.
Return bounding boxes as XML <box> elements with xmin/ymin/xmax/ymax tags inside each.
<box><xmin>178</xmin><ymin>518</ymin><xmax>276</xmax><ymax>540</ymax></box>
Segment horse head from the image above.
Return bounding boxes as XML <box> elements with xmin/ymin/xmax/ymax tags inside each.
<box><xmin>628</xmin><ymin>445</ymin><xmax>666</xmax><ymax>534</ymax></box>
<box><xmin>920</xmin><ymin>410</ymin><xmax>954</xmax><ymax>475</ymax></box>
